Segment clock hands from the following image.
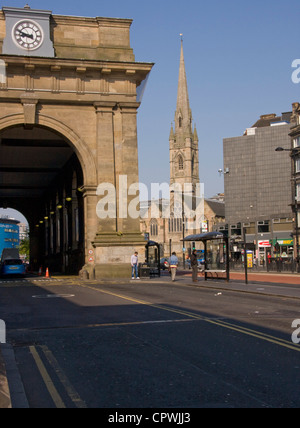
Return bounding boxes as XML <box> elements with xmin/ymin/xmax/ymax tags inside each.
<box><xmin>17</xmin><ymin>30</ymin><xmax>34</xmax><ymax>40</ymax></box>
<box><xmin>14</xmin><ymin>21</ymin><xmax>43</xmax><ymax>50</ymax></box>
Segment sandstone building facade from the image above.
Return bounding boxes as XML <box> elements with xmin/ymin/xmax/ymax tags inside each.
<box><xmin>0</xmin><ymin>6</ymin><xmax>153</xmax><ymax>277</ymax></box>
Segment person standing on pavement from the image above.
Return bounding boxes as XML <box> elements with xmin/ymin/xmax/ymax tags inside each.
<box><xmin>169</xmin><ymin>252</ymin><xmax>179</xmax><ymax>282</ymax></box>
<box><xmin>131</xmin><ymin>251</ymin><xmax>140</xmax><ymax>280</ymax></box>
<box><xmin>190</xmin><ymin>249</ymin><xmax>198</xmax><ymax>282</ymax></box>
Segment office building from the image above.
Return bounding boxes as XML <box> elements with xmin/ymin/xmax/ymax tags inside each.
<box><xmin>221</xmin><ymin>110</ymin><xmax>294</xmax><ymax>265</ymax></box>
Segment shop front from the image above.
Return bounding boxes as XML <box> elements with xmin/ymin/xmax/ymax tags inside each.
<box><xmin>258</xmin><ymin>240</ymin><xmax>272</xmax><ymax>266</ymax></box>
<box><xmin>270</xmin><ymin>239</ymin><xmax>294</xmax><ymax>259</ymax></box>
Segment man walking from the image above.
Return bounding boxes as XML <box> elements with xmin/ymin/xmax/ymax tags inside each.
<box><xmin>169</xmin><ymin>252</ymin><xmax>179</xmax><ymax>282</ymax></box>
<box><xmin>131</xmin><ymin>251</ymin><xmax>140</xmax><ymax>280</ymax></box>
<box><xmin>190</xmin><ymin>249</ymin><xmax>198</xmax><ymax>282</ymax></box>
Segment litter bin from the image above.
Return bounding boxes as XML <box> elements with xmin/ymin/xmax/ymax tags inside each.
<box><xmin>139</xmin><ymin>264</ymin><xmax>150</xmax><ymax>278</ymax></box>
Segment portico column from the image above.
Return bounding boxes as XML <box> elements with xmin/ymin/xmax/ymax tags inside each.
<box><xmin>91</xmin><ymin>101</ymin><xmax>145</xmax><ymax>278</ymax></box>
<box><xmin>94</xmin><ymin>102</ymin><xmax>118</xmax><ymax>235</ymax></box>
<box><xmin>116</xmin><ymin>102</ymin><xmax>145</xmax><ymax>236</ymax></box>
<box><xmin>82</xmin><ymin>184</ymin><xmax>98</xmax><ymax>266</ymax></box>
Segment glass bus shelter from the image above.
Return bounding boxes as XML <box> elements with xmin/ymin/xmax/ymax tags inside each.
<box><xmin>183</xmin><ymin>231</ymin><xmax>230</xmax><ymax>282</ymax></box>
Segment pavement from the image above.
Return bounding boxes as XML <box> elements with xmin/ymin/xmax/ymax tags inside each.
<box><xmin>228</xmin><ymin>270</ymin><xmax>300</xmax><ymax>285</ymax></box>
<box><xmin>0</xmin><ymin>269</ymin><xmax>299</xmax><ymax>408</ymax></box>
<box><xmin>0</xmin><ymin>344</ymin><xmax>28</xmax><ymax>409</ymax></box>
<box><xmin>175</xmin><ymin>270</ymin><xmax>300</xmax><ymax>299</ymax></box>
<box><xmin>0</xmin><ymin>345</ymin><xmax>11</xmax><ymax>408</ymax></box>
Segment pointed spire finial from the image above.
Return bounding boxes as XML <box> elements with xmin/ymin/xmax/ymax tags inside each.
<box><xmin>180</xmin><ymin>33</ymin><xmax>183</xmax><ymax>42</ymax></box>
<box><xmin>194</xmin><ymin>124</ymin><xmax>199</xmax><ymax>142</ymax></box>
<box><xmin>169</xmin><ymin>123</ymin><xmax>175</xmax><ymax>140</ymax></box>
<box><xmin>176</xmin><ymin>35</ymin><xmax>191</xmax><ymax>134</ymax></box>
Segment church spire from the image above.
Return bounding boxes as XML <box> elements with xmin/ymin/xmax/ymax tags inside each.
<box><xmin>169</xmin><ymin>38</ymin><xmax>199</xmax><ymax>190</ymax></box>
<box><xmin>175</xmin><ymin>39</ymin><xmax>192</xmax><ymax>135</ymax></box>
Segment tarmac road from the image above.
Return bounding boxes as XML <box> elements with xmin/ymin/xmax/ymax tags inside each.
<box><xmin>1</xmin><ymin>274</ymin><xmax>300</xmax><ymax>409</ymax></box>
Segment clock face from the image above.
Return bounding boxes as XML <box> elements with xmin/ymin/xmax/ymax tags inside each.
<box><xmin>12</xmin><ymin>20</ymin><xmax>44</xmax><ymax>51</ymax></box>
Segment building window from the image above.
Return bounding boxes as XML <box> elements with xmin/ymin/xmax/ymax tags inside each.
<box><xmin>178</xmin><ymin>155</ymin><xmax>184</xmax><ymax>170</ymax></box>
<box><xmin>179</xmin><ymin>117</ymin><xmax>182</xmax><ymax>128</ymax></box>
<box><xmin>150</xmin><ymin>220</ymin><xmax>158</xmax><ymax>237</ymax></box>
<box><xmin>295</xmin><ymin>158</ymin><xmax>300</xmax><ymax>173</ymax></box>
<box><xmin>168</xmin><ymin>216</ymin><xmax>183</xmax><ymax>233</ymax></box>
<box><xmin>258</xmin><ymin>220</ymin><xmax>270</xmax><ymax>233</ymax></box>
<box><xmin>296</xmin><ymin>183</ymin><xmax>300</xmax><ymax>202</ymax></box>
<box><xmin>293</xmin><ymin>137</ymin><xmax>300</xmax><ymax>148</ymax></box>
<box><xmin>231</xmin><ymin>223</ymin><xmax>242</xmax><ymax>236</ymax></box>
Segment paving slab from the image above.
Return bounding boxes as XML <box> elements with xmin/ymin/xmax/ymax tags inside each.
<box><xmin>0</xmin><ymin>345</ymin><xmax>11</xmax><ymax>409</ymax></box>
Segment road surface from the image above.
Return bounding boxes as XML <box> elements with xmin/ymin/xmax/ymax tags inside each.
<box><xmin>0</xmin><ymin>275</ymin><xmax>300</xmax><ymax>409</ymax></box>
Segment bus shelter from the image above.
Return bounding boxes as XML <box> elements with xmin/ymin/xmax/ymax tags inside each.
<box><xmin>183</xmin><ymin>231</ymin><xmax>230</xmax><ymax>282</ymax></box>
<box><xmin>139</xmin><ymin>240</ymin><xmax>161</xmax><ymax>278</ymax></box>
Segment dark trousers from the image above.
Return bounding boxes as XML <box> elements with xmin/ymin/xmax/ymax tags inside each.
<box><xmin>192</xmin><ymin>265</ymin><xmax>198</xmax><ymax>281</ymax></box>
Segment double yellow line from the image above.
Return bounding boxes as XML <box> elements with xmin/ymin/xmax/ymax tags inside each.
<box><xmin>79</xmin><ymin>283</ymin><xmax>300</xmax><ymax>353</ymax></box>
<box><xmin>30</xmin><ymin>345</ymin><xmax>87</xmax><ymax>408</ymax></box>
<box><xmin>29</xmin><ymin>283</ymin><xmax>299</xmax><ymax>408</ymax></box>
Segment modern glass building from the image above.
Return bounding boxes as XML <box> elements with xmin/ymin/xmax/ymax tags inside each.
<box><xmin>0</xmin><ymin>218</ymin><xmax>19</xmax><ymax>257</ymax></box>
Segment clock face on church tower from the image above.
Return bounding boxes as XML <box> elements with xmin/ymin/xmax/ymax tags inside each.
<box><xmin>12</xmin><ymin>20</ymin><xmax>44</xmax><ymax>51</ymax></box>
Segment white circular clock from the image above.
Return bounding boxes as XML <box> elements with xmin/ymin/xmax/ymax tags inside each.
<box><xmin>12</xmin><ymin>20</ymin><xmax>44</xmax><ymax>51</ymax></box>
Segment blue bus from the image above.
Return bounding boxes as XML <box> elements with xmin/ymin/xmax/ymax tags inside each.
<box><xmin>0</xmin><ymin>219</ymin><xmax>24</xmax><ymax>277</ymax></box>
<box><xmin>0</xmin><ymin>219</ymin><xmax>19</xmax><ymax>256</ymax></box>
<box><xmin>196</xmin><ymin>250</ymin><xmax>205</xmax><ymax>264</ymax></box>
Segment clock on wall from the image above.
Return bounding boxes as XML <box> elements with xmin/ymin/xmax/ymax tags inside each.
<box><xmin>13</xmin><ymin>20</ymin><xmax>44</xmax><ymax>51</ymax></box>
<box><xmin>2</xmin><ymin>6</ymin><xmax>54</xmax><ymax>57</ymax></box>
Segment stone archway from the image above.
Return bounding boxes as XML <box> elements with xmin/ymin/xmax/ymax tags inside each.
<box><xmin>0</xmin><ymin>120</ymin><xmax>91</xmax><ymax>273</ymax></box>
<box><xmin>0</xmin><ymin>7</ymin><xmax>153</xmax><ymax>277</ymax></box>
<box><xmin>0</xmin><ymin>113</ymin><xmax>97</xmax><ymax>187</ymax></box>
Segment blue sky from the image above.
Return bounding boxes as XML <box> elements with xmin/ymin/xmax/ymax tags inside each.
<box><xmin>1</xmin><ymin>0</ymin><xmax>300</xmax><ymax>221</ymax></box>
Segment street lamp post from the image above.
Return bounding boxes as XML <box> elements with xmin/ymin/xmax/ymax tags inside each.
<box><xmin>275</xmin><ymin>147</ymin><xmax>300</xmax><ymax>271</ymax></box>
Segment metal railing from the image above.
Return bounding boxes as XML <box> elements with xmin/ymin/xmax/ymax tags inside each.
<box><xmin>229</xmin><ymin>259</ymin><xmax>300</xmax><ymax>274</ymax></box>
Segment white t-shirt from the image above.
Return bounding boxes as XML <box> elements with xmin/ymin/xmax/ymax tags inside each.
<box><xmin>131</xmin><ymin>254</ymin><xmax>138</xmax><ymax>266</ymax></box>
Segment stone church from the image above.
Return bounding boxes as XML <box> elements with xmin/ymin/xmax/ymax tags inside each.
<box><xmin>140</xmin><ymin>41</ymin><xmax>225</xmax><ymax>261</ymax></box>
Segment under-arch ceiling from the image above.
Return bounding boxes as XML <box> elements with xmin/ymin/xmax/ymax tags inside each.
<box><xmin>0</xmin><ymin>125</ymin><xmax>74</xmax><ymax>200</ymax></box>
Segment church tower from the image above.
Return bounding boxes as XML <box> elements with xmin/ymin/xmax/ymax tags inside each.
<box><xmin>169</xmin><ymin>40</ymin><xmax>199</xmax><ymax>192</ymax></box>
